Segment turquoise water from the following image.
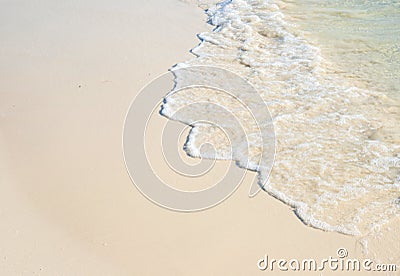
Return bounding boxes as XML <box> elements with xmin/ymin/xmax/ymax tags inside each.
<box><xmin>283</xmin><ymin>0</ymin><xmax>400</xmax><ymax>99</ymax></box>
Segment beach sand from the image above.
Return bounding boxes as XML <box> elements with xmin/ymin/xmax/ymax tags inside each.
<box><xmin>0</xmin><ymin>0</ymin><xmax>398</xmax><ymax>274</ymax></box>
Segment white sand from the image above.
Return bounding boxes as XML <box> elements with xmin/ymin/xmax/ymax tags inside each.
<box><xmin>0</xmin><ymin>0</ymin><xmax>398</xmax><ymax>275</ymax></box>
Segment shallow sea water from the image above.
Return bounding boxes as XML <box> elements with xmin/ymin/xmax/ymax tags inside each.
<box><xmin>283</xmin><ymin>0</ymin><xmax>400</xmax><ymax>99</ymax></box>
<box><xmin>162</xmin><ymin>0</ymin><xmax>400</xmax><ymax>235</ymax></box>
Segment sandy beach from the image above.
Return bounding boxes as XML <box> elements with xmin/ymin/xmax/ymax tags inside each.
<box><xmin>1</xmin><ymin>0</ymin><xmax>398</xmax><ymax>275</ymax></box>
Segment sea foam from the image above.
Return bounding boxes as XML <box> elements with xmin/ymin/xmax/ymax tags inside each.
<box><xmin>162</xmin><ymin>0</ymin><xmax>400</xmax><ymax>235</ymax></box>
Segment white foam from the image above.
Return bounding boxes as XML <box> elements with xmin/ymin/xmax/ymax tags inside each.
<box><xmin>162</xmin><ymin>0</ymin><xmax>400</xmax><ymax>235</ymax></box>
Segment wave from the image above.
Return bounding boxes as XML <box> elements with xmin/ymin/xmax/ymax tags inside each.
<box><xmin>161</xmin><ymin>0</ymin><xmax>400</xmax><ymax>235</ymax></box>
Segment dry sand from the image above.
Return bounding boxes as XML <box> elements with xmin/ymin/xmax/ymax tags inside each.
<box><xmin>0</xmin><ymin>0</ymin><xmax>398</xmax><ymax>275</ymax></box>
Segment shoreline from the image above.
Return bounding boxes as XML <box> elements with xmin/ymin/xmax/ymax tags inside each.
<box><xmin>167</xmin><ymin>0</ymin><xmax>400</xmax><ymax>238</ymax></box>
